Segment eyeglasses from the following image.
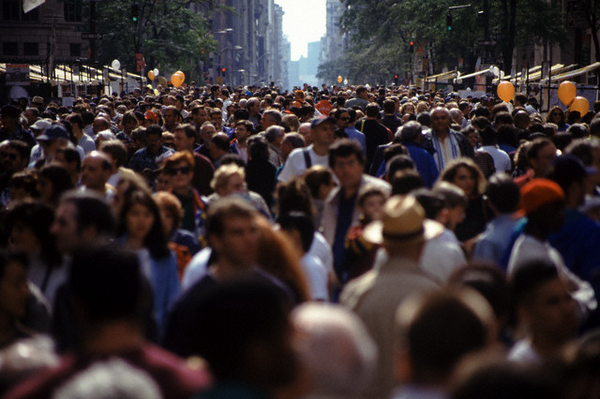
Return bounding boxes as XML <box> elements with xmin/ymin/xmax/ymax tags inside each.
<box><xmin>166</xmin><ymin>166</ymin><xmax>191</xmax><ymax>175</ymax></box>
<box><xmin>339</xmin><ymin>116</ymin><xmax>350</xmax><ymax>121</ymax></box>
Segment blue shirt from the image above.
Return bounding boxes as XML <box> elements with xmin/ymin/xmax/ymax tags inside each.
<box><xmin>473</xmin><ymin>214</ymin><xmax>520</xmax><ymax>265</ymax></box>
<box><xmin>332</xmin><ymin>193</ymin><xmax>357</xmax><ymax>282</ymax></box>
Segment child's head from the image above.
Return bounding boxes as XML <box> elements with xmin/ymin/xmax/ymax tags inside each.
<box><xmin>432</xmin><ymin>182</ymin><xmax>468</xmax><ymax>231</ymax></box>
<box><xmin>357</xmin><ymin>186</ymin><xmax>388</xmax><ymax>223</ymax></box>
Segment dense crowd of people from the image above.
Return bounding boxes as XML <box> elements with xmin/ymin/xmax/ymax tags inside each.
<box><xmin>1</xmin><ymin>81</ymin><xmax>600</xmax><ymax>398</ymax></box>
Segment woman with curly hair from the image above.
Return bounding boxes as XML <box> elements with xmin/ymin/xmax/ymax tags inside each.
<box><xmin>438</xmin><ymin>157</ymin><xmax>489</xmax><ymax>244</ymax></box>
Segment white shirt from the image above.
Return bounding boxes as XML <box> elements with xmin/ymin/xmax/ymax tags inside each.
<box><xmin>479</xmin><ymin>145</ymin><xmax>511</xmax><ymax>172</ymax></box>
<box><xmin>277</xmin><ymin>145</ymin><xmax>329</xmax><ymax>183</ymax></box>
<box><xmin>301</xmin><ymin>253</ymin><xmax>329</xmax><ymax>301</ymax></box>
<box><xmin>420</xmin><ymin>228</ymin><xmax>466</xmax><ymax>283</ymax></box>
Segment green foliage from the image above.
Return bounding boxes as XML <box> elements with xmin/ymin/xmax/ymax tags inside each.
<box><xmin>336</xmin><ymin>0</ymin><xmax>570</xmax><ymax>80</ymax></box>
<box><xmin>95</xmin><ymin>0</ymin><xmax>223</xmax><ymax>82</ymax></box>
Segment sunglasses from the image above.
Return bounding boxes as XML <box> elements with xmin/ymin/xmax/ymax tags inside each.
<box><xmin>339</xmin><ymin>116</ymin><xmax>350</xmax><ymax>121</ymax></box>
<box><xmin>166</xmin><ymin>166</ymin><xmax>191</xmax><ymax>175</ymax></box>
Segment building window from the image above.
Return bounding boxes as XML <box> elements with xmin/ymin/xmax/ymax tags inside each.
<box><xmin>24</xmin><ymin>42</ymin><xmax>38</xmax><ymax>56</ymax></box>
<box><xmin>2</xmin><ymin>0</ymin><xmax>20</xmax><ymax>20</ymax></box>
<box><xmin>2</xmin><ymin>0</ymin><xmax>39</xmax><ymax>21</ymax></box>
<box><xmin>70</xmin><ymin>43</ymin><xmax>81</xmax><ymax>57</ymax></box>
<box><xmin>3</xmin><ymin>42</ymin><xmax>18</xmax><ymax>56</ymax></box>
<box><xmin>64</xmin><ymin>0</ymin><xmax>83</xmax><ymax>22</ymax></box>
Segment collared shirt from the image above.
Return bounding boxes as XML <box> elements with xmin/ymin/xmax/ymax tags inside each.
<box><xmin>431</xmin><ymin>131</ymin><xmax>460</xmax><ymax>171</ymax></box>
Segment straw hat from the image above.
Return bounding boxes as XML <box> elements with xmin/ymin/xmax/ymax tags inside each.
<box><xmin>363</xmin><ymin>195</ymin><xmax>443</xmax><ymax>245</ymax></box>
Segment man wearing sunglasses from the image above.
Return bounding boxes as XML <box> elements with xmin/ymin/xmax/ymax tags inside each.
<box><xmin>335</xmin><ymin>108</ymin><xmax>366</xmax><ymax>154</ymax></box>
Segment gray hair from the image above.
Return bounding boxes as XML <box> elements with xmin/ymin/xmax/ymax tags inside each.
<box><xmin>292</xmin><ymin>303</ymin><xmax>377</xmax><ymax>398</ymax></box>
<box><xmin>265</xmin><ymin>125</ymin><xmax>285</xmax><ymax>143</ymax></box>
<box><xmin>399</xmin><ymin>121</ymin><xmax>422</xmax><ymax>142</ymax></box>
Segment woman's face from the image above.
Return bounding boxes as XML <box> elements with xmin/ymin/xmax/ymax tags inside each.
<box><xmin>36</xmin><ymin>177</ymin><xmax>54</xmax><ymax>203</ymax></box>
<box><xmin>9</xmin><ymin>223</ymin><xmax>41</xmax><ymax>253</ymax></box>
<box><xmin>0</xmin><ymin>261</ymin><xmax>30</xmax><ymax>319</ymax></box>
<box><xmin>453</xmin><ymin>166</ymin><xmax>476</xmax><ymax>197</ymax></box>
<box><xmin>467</xmin><ymin>131</ymin><xmax>479</xmax><ymax>148</ymax></box>
<box><xmin>126</xmin><ymin>203</ymin><xmax>155</xmax><ymax>241</ymax></box>
<box><xmin>550</xmin><ymin>109</ymin><xmax>563</xmax><ymax>122</ymax></box>
<box><xmin>167</xmin><ymin>162</ymin><xmax>193</xmax><ymax>191</ymax></box>
<box><xmin>220</xmin><ymin>173</ymin><xmax>246</xmax><ymax>197</ymax></box>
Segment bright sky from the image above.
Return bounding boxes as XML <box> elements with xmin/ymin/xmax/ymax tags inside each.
<box><xmin>275</xmin><ymin>0</ymin><xmax>326</xmax><ymax>61</ymax></box>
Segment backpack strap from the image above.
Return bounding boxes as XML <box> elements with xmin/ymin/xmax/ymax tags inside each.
<box><xmin>303</xmin><ymin>148</ymin><xmax>312</xmax><ymax>169</ymax></box>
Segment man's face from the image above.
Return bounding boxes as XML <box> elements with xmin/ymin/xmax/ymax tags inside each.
<box><xmin>210</xmin><ymin>113</ymin><xmax>223</xmax><ymax>131</ymax></box>
<box><xmin>193</xmin><ymin>108</ymin><xmax>208</xmax><ymax>126</ymax></box>
<box><xmin>524</xmin><ymin>277</ymin><xmax>578</xmax><ymax>343</ymax></box>
<box><xmin>332</xmin><ymin>154</ymin><xmax>363</xmax><ymax>190</ymax></box>
<box><xmin>23</xmin><ymin>109</ymin><xmax>37</xmax><ymax>125</ymax></box>
<box><xmin>298</xmin><ymin>124</ymin><xmax>313</xmax><ymax>145</ymax></box>
<box><xmin>260</xmin><ymin>115</ymin><xmax>274</xmax><ymax>131</ymax></box>
<box><xmin>211</xmin><ymin>215</ymin><xmax>259</xmax><ymax>267</ymax></box>
<box><xmin>235</xmin><ymin>124</ymin><xmax>250</xmax><ymax>142</ymax></box>
<box><xmin>530</xmin><ymin>143</ymin><xmax>557</xmax><ymax>177</ymax></box>
<box><xmin>174</xmin><ymin>129</ymin><xmax>194</xmax><ymax>152</ymax></box>
<box><xmin>146</xmin><ymin>134</ymin><xmax>162</xmax><ymax>154</ymax></box>
<box><xmin>51</xmin><ymin>202</ymin><xmax>81</xmax><ymax>254</ymax></box>
<box><xmin>311</xmin><ymin>122</ymin><xmax>335</xmax><ymax>147</ymax></box>
<box><xmin>1</xmin><ymin>147</ymin><xmax>25</xmax><ymax>174</ymax></box>
<box><xmin>431</xmin><ymin>109</ymin><xmax>451</xmax><ymax>133</ymax></box>
<box><xmin>249</xmin><ymin>101</ymin><xmax>261</xmax><ymax>115</ymax></box>
<box><xmin>220</xmin><ymin>173</ymin><xmax>245</xmax><ymax>197</ymax></box>
<box><xmin>336</xmin><ymin>112</ymin><xmax>351</xmax><ymax>129</ymax></box>
<box><xmin>163</xmin><ymin>109</ymin><xmax>177</xmax><ymax>127</ymax></box>
<box><xmin>201</xmin><ymin>125</ymin><xmax>216</xmax><ymax>146</ymax></box>
<box><xmin>81</xmin><ymin>156</ymin><xmax>110</xmax><ymax>191</ymax></box>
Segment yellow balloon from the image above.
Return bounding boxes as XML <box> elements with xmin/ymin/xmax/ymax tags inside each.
<box><xmin>147</xmin><ymin>71</ymin><xmax>155</xmax><ymax>81</ymax></box>
<box><xmin>337</xmin><ymin>75</ymin><xmax>343</xmax><ymax>83</ymax></box>
<box><xmin>497</xmin><ymin>81</ymin><xmax>514</xmax><ymax>103</ymax></box>
<box><xmin>557</xmin><ymin>81</ymin><xmax>576</xmax><ymax>105</ymax></box>
<box><xmin>171</xmin><ymin>73</ymin><xmax>183</xmax><ymax>88</ymax></box>
<box><xmin>570</xmin><ymin>96</ymin><xmax>590</xmax><ymax>116</ymax></box>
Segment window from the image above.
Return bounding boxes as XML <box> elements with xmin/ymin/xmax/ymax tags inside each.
<box><xmin>2</xmin><ymin>0</ymin><xmax>39</xmax><ymax>21</ymax></box>
<box><xmin>2</xmin><ymin>0</ymin><xmax>19</xmax><ymax>20</ymax></box>
<box><xmin>24</xmin><ymin>42</ymin><xmax>38</xmax><ymax>56</ymax></box>
<box><xmin>3</xmin><ymin>42</ymin><xmax>18</xmax><ymax>55</ymax></box>
<box><xmin>64</xmin><ymin>0</ymin><xmax>83</xmax><ymax>22</ymax></box>
<box><xmin>70</xmin><ymin>43</ymin><xmax>81</xmax><ymax>57</ymax></box>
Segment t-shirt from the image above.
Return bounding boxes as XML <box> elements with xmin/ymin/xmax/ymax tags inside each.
<box><xmin>277</xmin><ymin>145</ymin><xmax>329</xmax><ymax>183</ymax></box>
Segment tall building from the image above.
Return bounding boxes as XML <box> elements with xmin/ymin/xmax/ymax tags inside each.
<box><xmin>320</xmin><ymin>0</ymin><xmax>347</xmax><ymax>65</ymax></box>
<box><xmin>1</xmin><ymin>0</ymin><xmax>86</xmax><ymax>72</ymax></box>
<box><xmin>211</xmin><ymin>0</ymin><xmax>287</xmax><ymax>88</ymax></box>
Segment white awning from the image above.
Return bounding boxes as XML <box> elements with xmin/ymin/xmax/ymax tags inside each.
<box><xmin>548</xmin><ymin>62</ymin><xmax>600</xmax><ymax>82</ymax></box>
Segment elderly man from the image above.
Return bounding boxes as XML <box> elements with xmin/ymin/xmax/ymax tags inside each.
<box><xmin>292</xmin><ymin>302</ymin><xmax>377</xmax><ymax>399</ymax></box>
<box><xmin>422</xmin><ymin>106</ymin><xmax>473</xmax><ymax>171</ymax></box>
<box><xmin>340</xmin><ymin>194</ymin><xmax>443</xmax><ymax>398</ymax></box>
<box><xmin>80</xmin><ymin>150</ymin><xmax>114</xmax><ymax>199</ymax></box>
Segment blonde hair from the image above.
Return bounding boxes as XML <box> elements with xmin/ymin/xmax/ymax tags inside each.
<box><xmin>210</xmin><ymin>163</ymin><xmax>246</xmax><ymax>191</ymax></box>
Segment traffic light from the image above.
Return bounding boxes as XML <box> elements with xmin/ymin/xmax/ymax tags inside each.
<box><xmin>393</xmin><ymin>74</ymin><xmax>399</xmax><ymax>85</ymax></box>
<box><xmin>446</xmin><ymin>12</ymin><xmax>452</xmax><ymax>31</ymax></box>
<box><xmin>221</xmin><ymin>67</ymin><xmax>226</xmax><ymax>77</ymax></box>
<box><xmin>409</xmin><ymin>41</ymin><xmax>414</xmax><ymax>53</ymax></box>
<box><xmin>131</xmin><ymin>4</ymin><xmax>139</xmax><ymax>23</ymax></box>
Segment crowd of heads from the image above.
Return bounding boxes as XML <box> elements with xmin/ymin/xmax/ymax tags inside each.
<box><xmin>0</xmin><ymin>80</ymin><xmax>600</xmax><ymax>398</ymax></box>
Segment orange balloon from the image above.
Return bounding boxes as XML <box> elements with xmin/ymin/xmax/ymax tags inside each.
<box><xmin>337</xmin><ymin>75</ymin><xmax>343</xmax><ymax>83</ymax></box>
<box><xmin>570</xmin><ymin>96</ymin><xmax>589</xmax><ymax>116</ymax></box>
<box><xmin>171</xmin><ymin>73</ymin><xmax>183</xmax><ymax>88</ymax></box>
<box><xmin>557</xmin><ymin>81</ymin><xmax>576</xmax><ymax>105</ymax></box>
<box><xmin>147</xmin><ymin>71</ymin><xmax>155</xmax><ymax>81</ymax></box>
<box><xmin>175</xmin><ymin>70</ymin><xmax>185</xmax><ymax>82</ymax></box>
<box><xmin>497</xmin><ymin>81</ymin><xmax>514</xmax><ymax>103</ymax></box>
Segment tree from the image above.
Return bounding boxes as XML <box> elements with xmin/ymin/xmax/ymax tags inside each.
<box><xmin>95</xmin><ymin>0</ymin><xmax>225</xmax><ymax>82</ymax></box>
